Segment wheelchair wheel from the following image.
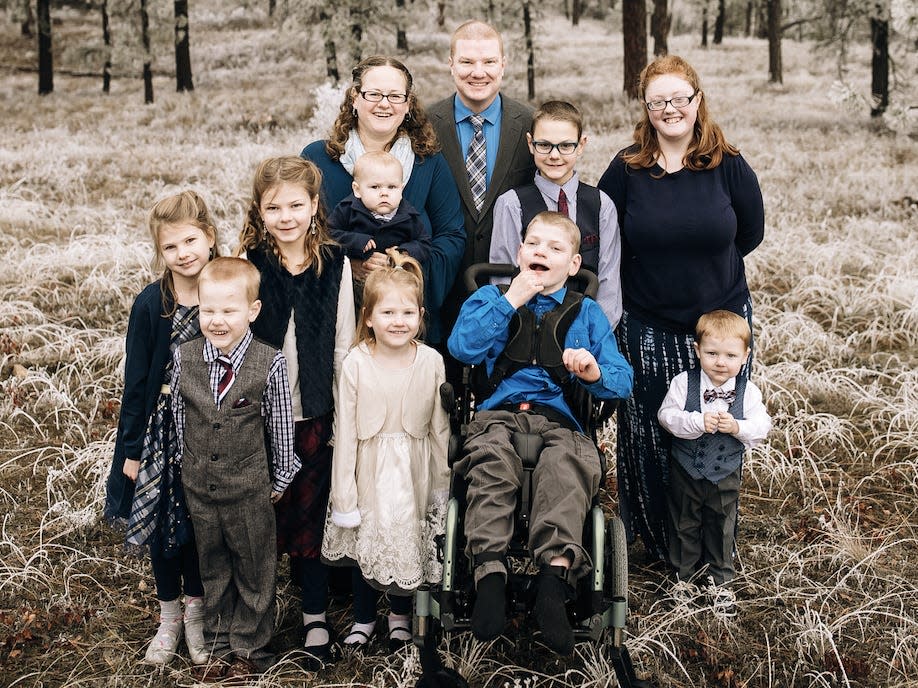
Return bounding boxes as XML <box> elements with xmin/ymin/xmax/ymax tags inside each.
<box><xmin>607</xmin><ymin>514</ymin><xmax>628</xmax><ymax>603</ymax></box>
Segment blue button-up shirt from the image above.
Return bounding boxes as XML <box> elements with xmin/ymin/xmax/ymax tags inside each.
<box><xmin>453</xmin><ymin>94</ymin><xmax>503</xmax><ymax>187</ymax></box>
<box><xmin>447</xmin><ymin>285</ymin><xmax>633</xmax><ymax>430</ymax></box>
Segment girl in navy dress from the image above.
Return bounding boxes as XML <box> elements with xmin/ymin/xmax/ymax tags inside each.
<box><xmin>105</xmin><ymin>191</ymin><xmax>219</xmax><ymax>665</ymax></box>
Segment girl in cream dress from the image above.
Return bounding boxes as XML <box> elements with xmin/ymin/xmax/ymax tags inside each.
<box><xmin>322</xmin><ymin>251</ymin><xmax>449</xmax><ymax>653</ymax></box>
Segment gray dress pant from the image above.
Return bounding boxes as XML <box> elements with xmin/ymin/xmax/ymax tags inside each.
<box><xmin>455</xmin><ymin>410</ymin><xmax>602</xmax><ymax>585</ymax></box>
<box><xmin>666</xmin><ymin>457</ymin><xmax>741</xmax><ymax>585</ymax></box>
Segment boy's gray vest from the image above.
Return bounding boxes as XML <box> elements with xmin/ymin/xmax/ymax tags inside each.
<box><xmin>515</xmin><ymin>183</ymin><xmax>601</xmax><ymax>274</ymax></box>
<box><xmin>671</xmin><ymin>367</ymin><xmax>747</xmax><ymax>484</ymax></box>
<box><xmin>179</xmin><ymin>337</ymin><xmax>275</xmax><ymax>504</ymax></box>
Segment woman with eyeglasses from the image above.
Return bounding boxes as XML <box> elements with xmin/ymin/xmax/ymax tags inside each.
<box><xmin>597</xmin><ymin>55</ymin><xmax>765</xmax><ymax>569</ymax></box>
<box><xmin>302</xmin><ymin>55</ymin><xmax>464</xmax><ymax>347</ymax></box>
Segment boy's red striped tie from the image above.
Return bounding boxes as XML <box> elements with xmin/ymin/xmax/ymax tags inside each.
<box><xmin>216</xmin><ymin>355</ymin><xmax>234</xmax><ymax>406</ymax></box>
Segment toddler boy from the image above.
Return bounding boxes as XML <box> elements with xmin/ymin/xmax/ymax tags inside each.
<box><xmin>448</xmin><ymin>211</ymin><xmax>633</xmax><ymax>655</ymax></box>
<box><xmin>171</xmin><ymin>257</ymin><xmax>300</xmax><ymax>678</ymax></box>
<box><xmin>328</xmin><ymin>150</ymin><xmax>431</xmax><ymax>263</ymax></box>
<box><xmin>489</xmin><ymin>100</ymin><xmax>622</xmax><ymax>327</ymax></box>
<box><xmin>657</xmin><ymin>309</ymin><xmax>771</xmax><ymax>616</ymax></box>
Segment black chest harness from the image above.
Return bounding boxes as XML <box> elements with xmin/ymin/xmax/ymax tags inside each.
<box><xmin>472</xmin><ymin>287</ymin><xmax>585</xmax><ymax>401</ymax></box>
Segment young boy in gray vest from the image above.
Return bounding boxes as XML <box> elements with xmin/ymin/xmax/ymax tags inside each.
<box><xmin>657</xmin><ymin>309</ymin><xmax>771</xmax><ymax>616</ymax></box>
<box><xmin>489</xmin><ymin>100</ymin><xmax>622</xmax><ymax>328</ymax></box>
<box><xmin>448</xmin><ymin>212</ymin><xmax>633</xmax><ymax>655</ymax></box>
<box><xmin>171</xmin><ymin>257</ymin><xmax>300</xmax><ymax>679</ymax></box>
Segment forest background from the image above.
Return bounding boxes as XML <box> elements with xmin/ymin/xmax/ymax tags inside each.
<box><xmin>0</xmin><ymin>0</ymin><xmax>916</xmax><ymax>687</ymax></box>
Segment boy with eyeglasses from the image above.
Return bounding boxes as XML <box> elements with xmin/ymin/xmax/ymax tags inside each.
<box><xmin>490</xmin><ymin>100</ymin><xmax>622</xmax><ymax>328</ymax></box>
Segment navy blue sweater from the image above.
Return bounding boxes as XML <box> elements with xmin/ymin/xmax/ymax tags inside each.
<box><xmin>598</xmin><ymin>148</ymin><xmax>764</xmax><ymax>333</ymax></box>
<box><xmin>104</xmin><ymin>282</ymin><xmax>175</xmax><ymax>521</ymax></box>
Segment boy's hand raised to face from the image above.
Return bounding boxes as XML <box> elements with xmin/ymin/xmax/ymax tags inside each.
<box><xmin>562</xmin><ymin>348</ymin><xmax>601</xmax><ymax>383</ymax></box>
<box><xmin>504</xmin><ymin>268</ymin><xmax>545</xmax><ymax>309</ymax></box>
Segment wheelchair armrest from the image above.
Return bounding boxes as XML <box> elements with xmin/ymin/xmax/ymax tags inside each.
<box><xmin>511</xmin><ymin>432</ymin><xmax>544</xmax><ymax>469</ymax></box>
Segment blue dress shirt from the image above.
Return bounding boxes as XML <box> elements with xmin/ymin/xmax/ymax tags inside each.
<box><xmin>447</xmin><ymin>285</ymin><xmax>633</xmax><ymax>430</ymax></box>
<box><xmin>453</xmin><ymin>94</ymin><xmax>503</xmax><ymax>187</ymax></box>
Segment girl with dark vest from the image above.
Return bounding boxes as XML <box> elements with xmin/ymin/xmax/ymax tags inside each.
<box><xmin>104</xmin><ymin>191</ymin><xmax>218</xmax><ymax>666</ymax></box>
<box><xmin>236</xmin><ymin>156</ymin><xmax>356</xmax><ymax>668</ymax></box>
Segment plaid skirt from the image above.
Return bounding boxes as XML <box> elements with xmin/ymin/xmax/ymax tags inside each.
<box><xmin>275</xmin><ymin>413</ymin><xmax>333</xmax><ymax>559</ymax></box>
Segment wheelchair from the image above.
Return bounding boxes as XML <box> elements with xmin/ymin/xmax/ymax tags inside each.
<box><xmin>412</xmin><ymin>264</ymin><xmax>651</xmax><ymax>688</ymax></box>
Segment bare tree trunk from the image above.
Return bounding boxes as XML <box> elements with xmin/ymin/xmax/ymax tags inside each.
<box><xmin>650</xmin><ymin>0</ymin><xmax>669</xmax><ymax>56</ymax></box>
<box><xmin>713</xmin><ymin>0</ymin><xmax>725</xmax><ymax>44</ymax></box>
<box><xmin>349</xmin><ymin>1</ymin><xmax>368</xmax><ymax>65</ymax></box>
<box><xmin>319</xmin><ymin>9</ymin><xmax>339</xmax><ymax>82</ymax></box>
<box><xmin>37</xmin><ymin>0</ymin><xmax>52</xmax><ymax>95</ymax></box>
<box><xmin>395</xmin><ymin>0</ymin><xmax>408</xmax><ymax>52</ymax></box>
<box><xmin>140</xmin><ymin>0</ymin><xmax>154</xmax><ymax>103</ymax></box>
<box><xmin>622</xmin><ymin>0</ymin><xmax>647</xmax><ymax>98</ymax></box>
<box><xmin>572</xmin><ymin>0</ymin><xmax>582</xmax><ymax>26</ymax></box>
<box><xmin>755</xmin><ymin>0</ymin><xmax>768</xmax><ymax>38</ymax></box>
<box><xmin>21</xmin><ymin>2</ymin><xmax>33</xmax><ymax>37</ymax></box>
<box><xmin>101</xmin><ymin>0</ymin><xmax>112</xmax><ymax>93</ymax></box>
<box><xmin>523</xmin><ymin>1</ymin><xmax>535</xmax><ymax>100</ymax></box>
<box><xmin>870</xmin><ymin>6</ymin><xmax>889</xmax><ymax>116</ymax></box>
<box><xmin>174</xmin><ymin>0</ymin><xmax>194</xmax><ymax>92</ymax></box>
<box><xmin>701</xmin><ymin>0</ymin><xmax>709</xmax><ymax>47</ymax></box>
<box><xmin>436</xmin><ymin>2</ymin><xmax>445</xmax><ymax>28</ymax></box>
<box><xmin>766</xmin><ymin>0</ymin><xmax>782</xmax><ymax>83</ymax></box>
<box><xmin>745</xmin><ymin>0</ymin><xmax>753</xmax><ymax>36</ymax></box>
<box><xmin>269</xmin><ymin>0</ymin><xmax>276</xmax><ymax>16</ymax></box>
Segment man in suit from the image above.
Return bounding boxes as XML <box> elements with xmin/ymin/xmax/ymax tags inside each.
<box><xmin>428</xmin><ymin>20</ymin><xmax>535</xmax><ymax>323</ymax></box>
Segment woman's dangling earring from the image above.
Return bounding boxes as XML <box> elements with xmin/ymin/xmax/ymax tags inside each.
<box><xmin>209</xmin><ymin>246</ymin><xmax>216</xmax><ymax>260</ymax></box>
<box><xmin>310</xmin><ymin>217</ymin><xmax>317</xmax><ymax>235</ymax></box>
<box><xmin>352</xmin><ymin>106</ymin><xmax>358</xmax><ymax>118</ymax></box>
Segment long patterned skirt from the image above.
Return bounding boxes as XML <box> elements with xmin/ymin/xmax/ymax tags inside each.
<box><xmin>615</xmin><ymin>300</ymin><xmax>753</xmax><ymax>564</ymax></box>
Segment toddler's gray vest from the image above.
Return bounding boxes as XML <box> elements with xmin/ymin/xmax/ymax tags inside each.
<box><xmin>179</xmin><ymin>337</ymin><xmax>275</xmax><ymax>504</ymax></box>
<box><xmin>670</xmin><ymin>367</ymin><xmax>746</xmax><ymax>484</ymax></box>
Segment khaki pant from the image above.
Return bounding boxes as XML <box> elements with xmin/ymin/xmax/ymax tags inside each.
<box><xmin>455</xmin><ymin>410</ymin><xmax>602</xmax><ymax>585</ymax></box>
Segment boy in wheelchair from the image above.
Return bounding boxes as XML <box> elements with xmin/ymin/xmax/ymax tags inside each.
<box><xmin>447</xmin><ymin>211</ymin><xmax>633</xmax><ymax>654</ymax></box>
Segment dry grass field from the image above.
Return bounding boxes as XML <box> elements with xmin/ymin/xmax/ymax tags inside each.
<box><xmin>1</xmin><ymin>3</ymin><xmax>917</xmax><ymax>687</ymax></box>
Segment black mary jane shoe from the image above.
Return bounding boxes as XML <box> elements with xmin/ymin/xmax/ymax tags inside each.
<box><xmin>302</xmin><ymin>620</ymin><xmax>337</xmax><ymax>671</ymax></box>
<box><xmin>342</xmin><ymin>626</ymin><xmax>376</xmax><ymax>654</ymax></box>
<box><xmin>387</xmin><ymin>625</ymin><xmax>412</xmax><ymax>654</ymax></box>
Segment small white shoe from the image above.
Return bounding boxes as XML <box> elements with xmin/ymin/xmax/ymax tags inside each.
<box><xmin>669</xmin><ymin>579</ymin><xmax>698</xmax><ymax>608</ymax></box>
<box><xmin>183</xmin><ymin>596</ymin><xmax>208</xmax><ymax>665</ymax></box>
<box><xmin>705</xmin><ymin>578</ymin><xmax>737</xmax><ymax>618</ymax></box>
<box><xmin>143</xmin><ymin>618</ymin><xmax>183</xmax><ymax>664</ymax></box>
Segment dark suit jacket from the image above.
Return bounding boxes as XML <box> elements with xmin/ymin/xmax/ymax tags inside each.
<box><xmin>428</xmin><ymin>94</ymin><xmax>535</xmax><ymax>268</ymax></box>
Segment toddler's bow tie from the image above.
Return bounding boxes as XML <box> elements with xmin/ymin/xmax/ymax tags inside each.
<box><xmin>703</xmin><ymin>388</ymin><xmax>736</xmax><ymax>404</ymax></box>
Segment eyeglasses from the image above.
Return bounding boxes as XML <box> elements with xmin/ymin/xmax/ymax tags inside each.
<box><xmin>645</xmin><ymin>91</ymin><xmax>698</xmax><ymax>111</ymax></box>
<box><xmin>531</xmin><ymin>140</ymin><xmax>579</xmax><ymax>155</ymax></box>
<box><xmin>359</xmin><ymin>90</ymin><xmax>409</xmax><ymax>104</ymax></box>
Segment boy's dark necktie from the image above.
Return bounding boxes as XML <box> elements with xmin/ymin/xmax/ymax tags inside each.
<box><xmin>216</xmin><ymin>355</ymin><xmax>234</xmax><ymax>406</ymax></box>
<box><xmin>557</xmin><ymin>188</ymin><xmax>569</xmax><ymax>216</ymax></box>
